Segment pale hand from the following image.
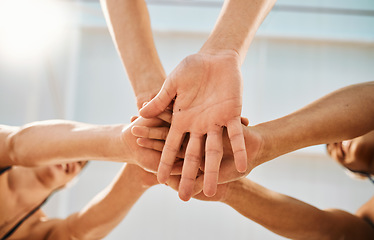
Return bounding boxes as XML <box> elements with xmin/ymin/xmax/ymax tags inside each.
<box><xmin>139</xmin><ymin>52</ymin><xmax>247</xmax><ymax>201</ymax></box>
<box><xmin>121</xmin><ymin>116</ymin><xmax>168</xmax><ymax>173</ymax></box>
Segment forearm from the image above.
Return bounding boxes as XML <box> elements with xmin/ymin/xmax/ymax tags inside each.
<box><xmin>0</xmin><ymin>125</ymin><xmax>19</xmax><ymax>166</ymax></box>
<box><xmin>101</xmin><ymin>0</ymin><xmax>166</xmax><ymax>108</ymax></box>
<box><xmin>200</xmin><ymin>0</ymin><xmax>276</xmax><ymax>63</ymax></box>
<box><xmin>6</xmin><ymin>120</ymin><xmax>132</xmax><ymax>166</ymax></box>
<box><xmin>224</xmin><ymin>179</ymin><xmax>374</xmax><ymax>239</ymax></box>
<box><xmin>252</xmin><ymin>82</ymin><xmax>374</xmax><ymax>166</ymax></box>
<box><xmin>66</xmin><ymin>164</ymin><xmax>149</xmax><ymax>240</ymax></box>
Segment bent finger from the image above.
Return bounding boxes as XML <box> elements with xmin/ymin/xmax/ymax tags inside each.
<box><xmin>139</xmin><ymin>80</ymin><xmax>176</xmax><ymax>118</ymax></box>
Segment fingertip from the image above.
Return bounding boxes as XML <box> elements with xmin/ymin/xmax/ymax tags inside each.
<box><xmin>178</xmin><ymin>190</ymin><xmax>192</xmax><ymax>202</ymax></box>
<box><xmin>138</xmin><ymin>105</ymin><xmax>152</xmax><ymax>118</ymax></box>
<box><xmin>157</xmin><ymin>166</ymin><xmax>170</xmax><ymax>184</ymax></box>
<box><xmin>157</xmin><ymin>174</ymin><xmax>168</xmax><ymax>184</ymax></box>
<box><xmin>203</xmin><ymin>184</ymin><xmax>217</xmax><ymax>197</ymax></box>
<box><xmin>131</xmin><ymin>126</ymin><xmax>141</xmax><ymax>137</ymax></box>
<box><xmin>235</xmin><ymin>152</ymin><xmax>248</xmax><ymax>173</ymax></box>
<box><xmin>136</xmin><ymin>138</ymin><xmax>145</xmax><ymax>147</ymax></box>
<box><xmin>192</xmin><ymin>177</ymin><xmax>204</xmax><ymax>196</ymax></box>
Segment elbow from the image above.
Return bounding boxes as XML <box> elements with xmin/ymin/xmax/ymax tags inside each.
<box><xmin>6</xmin><ymin>131</ymin><xmax>20</xmax><ymax>165</ymax></box>
<box><xmin>5</xmin><ymin>125</ymin><xmax>37</xmax><ymax>166</ymax></box>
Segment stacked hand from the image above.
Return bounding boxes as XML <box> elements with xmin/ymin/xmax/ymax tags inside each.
<box><xmin>138</xmin><ymin>52</ymin><xmax>247</xmax><ymax>201</ymax></box>
<box><xmin>132</xmin><ymin>110</ymin><xmax>264</xmax><ymax>199</ymax></box>
<box><xmin>121</xmin><ymin>115</ymin><xmax>169</xmax><ymax>173</ymax></box>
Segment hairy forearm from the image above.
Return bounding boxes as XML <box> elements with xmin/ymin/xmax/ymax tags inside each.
<box><xmin>6</xmin><ymin>120</ymin><xmax>131</xmax><ymax>166</ymax></box>
<box><xmin>224</xmin><ymin>179</ymin><xmax>374</xmax><ymax>239</ymax></box>
<box><xmin>251</xmin><ymin>82</ymin><xmax>374</xmax><ymax>166</ymax></box>
<box><xmin>200</xmin><ymin>0</ymin><xmax>276</xmax><ymax>63</ymax></box>
<box><xmin>101</xmin><ymin>0</ymin><xmax>165</xmax><ymax>108</ymax></box>
<box><xmin>66</xmin><ymin>165</ymin><xmax>148</xmax><ymax>240</ymax></box>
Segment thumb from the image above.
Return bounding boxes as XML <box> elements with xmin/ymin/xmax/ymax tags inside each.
<box><xmin>139</xmin><ymin>79</ymin><xmax>176</xmax><ymax>118</ymax></box>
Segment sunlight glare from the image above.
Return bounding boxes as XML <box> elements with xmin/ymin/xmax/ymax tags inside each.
<box><xmin>0</xmin><ymin>0</ymin><xmax>69</xmax><ymax>65</ymax></box>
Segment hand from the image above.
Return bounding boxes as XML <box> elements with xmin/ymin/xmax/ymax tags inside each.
<box><xmin>135</xmin><ymin>83</ymin><xmax>163</xmax><ymax>111</ymax></box>
<box><xmin>139</xmin><ymin>51</ymin><xmax>246</xmax><ymax>201</ymax></box>
<box><xmin>122</xmin><ymin>116</ymin><xmax>169</xmax><ymax>173</ymax></box>
<box><xmin>132</xmin><ymin>116</ymin><xmax>261</xmax><ymax>196</ymax></box>
<box><xmin>166</xmin><ymin>174</ymin><xmax>231</xmax><ymax>202</ymax></box>
<box><xmin>124</xmin><ymin>163</ymin><xmax>159</xmax><ymax>189</ymax></box>
<box><xmin>213</xmin><ymin>123</ymin><xmax>263</xmax><ymax>184</ymax></box>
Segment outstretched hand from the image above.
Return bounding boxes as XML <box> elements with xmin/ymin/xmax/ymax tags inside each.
<box><xmin>139</xmin><ymin>52</ymin><xmax>246</xmax><ymax>200</ymax></box>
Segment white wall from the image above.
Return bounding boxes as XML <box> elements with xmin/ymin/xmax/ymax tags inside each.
<box><xmin>1</xmin><ymin>0</ymin><xmax>373</xmax><ymax>239</ymax></box>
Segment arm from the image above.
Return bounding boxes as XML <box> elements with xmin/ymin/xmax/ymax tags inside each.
<box><xmin>100</xmin><ymin>0</ymin><xmax>166</xmax><ymax>109</ymax></box>
<box><xmin>139</xmin><ymin>0</ymin><xmax>276</xmax><ymax>201</ymax></box>
<box><xmin>223</xmin><ymin>178</ymin><xmax>374</xmax><ymax>240</ymax></box>
<box><xmin>216</xmin><ymin>82</ymin><xmax>374</xmax><ymax>183</ymax></box>
<box><xmin>5</xmin><ymin>120</ymin><xmax>132</xmax><ymax>166</ymax></box>
<box><xmin>0</xmin><ymin>125</ymin><xmax>19</xmax><ymax>167</ymax></box>
<box><xmin>247</xmin><ymin>81</ymin><xmax>374</xmax><ymax>169</ymax></box>
<box><xmin>133</xmin><ymin>82</ymin><xmax>374</xmax><ymax>185</ymax></box>
<box><xmin>200</xmin><ymin>0</ymin><xmax>276</xmax><ymax>62</ymax></box>
<box><xmin>48</xmin><ymin>164</ymin><xmax>158</xmax><ymax>240</ymax></box>
<box><xmin>165</xmin><ymin>175</ymin><xmax>374</xmax><ymax>239</ymax></box>
<box><xmin>5</xmin><ymin>117</ymin><xmax>166</xmax><ymax>172</ymax></box>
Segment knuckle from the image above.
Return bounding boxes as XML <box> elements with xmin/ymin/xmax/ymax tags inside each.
<box><xmin>184</xmin><ymin>153</ymin><xmax>201</xmax><ymax>164</ymax></box>
<box><xmin>163</xmin><ymin>143</ymin><xmax>179</xmax><ymax>153</ymax></box>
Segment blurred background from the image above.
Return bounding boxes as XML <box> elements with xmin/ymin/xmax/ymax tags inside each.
<box><xmin>0</xmin><ymin>0</ymin><xmax>373</xmax><ymax>239</ymax></box>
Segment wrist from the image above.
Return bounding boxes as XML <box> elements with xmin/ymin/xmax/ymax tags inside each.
<box><xmin>221</xmin><ymin>179</ymin><xmax>243</xmax><ymax>204</ymax></box>
<box><xmin>243</xmin><ymin>124</ymin><xmax>267</xmax><ymax>171</ymax></box>
<box><xmin>197</xmin><ymin>48</ymin><xmax>240</xmax><ymax>63</ymax></box>
<box><xmin>132</xmin><ymin>72</ymin><xmax>166</xmax><ymax>109</ymax></box>
<box><xmin>93</xmin><ymin>124</ymin><xmax>135</xmax><ymax>164</ymax></box>
<box><xmin>248</xmin><ymin>119</ymin><xmax>290</xmax><ymax>168</ymax></box>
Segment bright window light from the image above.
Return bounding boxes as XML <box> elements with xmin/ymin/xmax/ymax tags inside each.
<box><xmin>0</xmin><ymin>0</ymin><xmax>70</xmax><ymax>65</ymax></box>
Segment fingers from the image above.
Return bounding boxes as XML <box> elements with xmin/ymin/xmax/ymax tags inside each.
<box><xmin>203</xmin><ymin>128</ymin><xmax>223</xmax><ymax>197</ymax></box>
<box><xmin>227</xmin><ymin>118</ymin><xmax>247</xmax><ymax>173</ymax></box>
<box><xmin>139</xmin><ymin>80</ymin><xmax>176</xmax><ymax>118</ymax></box>
<box><xmin>157</xmin><ymin>111</ymin><xmax>172</xmax><ymax>124</ymax></box>
<box><xmin>137</xmin><ymin>138</ymin><xmax>164</xmax><ymax>152</ymax></box>
<box><xmin>217</xmin><ymin>159</ymin><xmax>247</xmax><ymax>184</ymax></box>
<box><xmin>170</xmin><ymin>160</ymin><xmax>184</xmax><ymax>175</ymax></box>
<box><xmin>178</xmin><ymin>134</ymin><xmax>203</xmax><ymax>201</ymax></box>
<box><xmin>166</xmin><ymin>175</ymin><xmax>181</xmax><ymax>192</ymax></box>
<box><xmin>137</xmin><ymin>138</ymin><xmax>185</xmax><ymax>159</ymax></box>
<box><xmin>157</xmin><ymin>126</ymin><xmax>184</xmax><ymax>184</ymax></box>
<box><xmin>132</xmin><ymin>126</ymin><xmax>169</xmax><ymax>141</ymax></box>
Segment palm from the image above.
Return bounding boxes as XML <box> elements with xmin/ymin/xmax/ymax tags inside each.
<box><xmin>140</xmin><ymin>52</ymin><xmax>247</xmax><ymax>200</ymax></box>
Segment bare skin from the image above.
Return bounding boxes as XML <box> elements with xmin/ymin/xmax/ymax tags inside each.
<box><xmin>0</xmin><ymin>163</ymin><xmax>158</xmax><ymax>240</ymax></box>
<box><xmin>0</xmin><ymin>117</ymin><xmax>167</xmax><ymax>172</ymax></box>
<box><xmin>135</xmin><ymin>81</ymin><xmax>374</xmax><ymax>239</ymax></box>
<box><xmin>102</xmin><ymin>0</ymin><xmax>277</xmax><ymax>200</ymax></box>
<box><xmin>0</xmin><ymin>114</ymin><xmax>171</xmax><ymax>239</ymax></box>
<box><xmin>100</xmin><ymin>0</ymin><xmax>166</xmax><ymax>110</ymax></box>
